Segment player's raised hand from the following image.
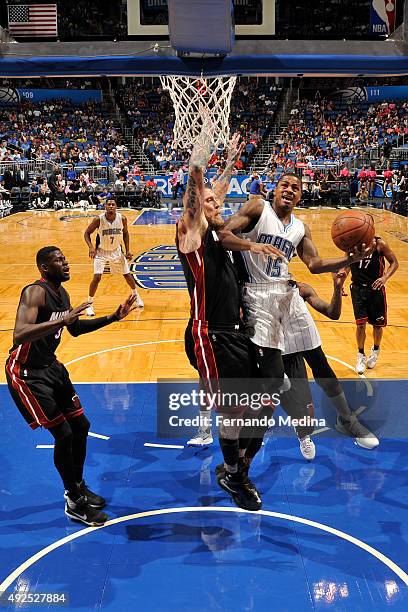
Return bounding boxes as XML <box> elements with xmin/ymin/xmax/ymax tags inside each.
<box><xmin>64</xmin><ymin>302</ymin><xmax>92</xmax><ymax>325</ymax></box>
<box><xmin>249</xmin><ymin>242</ymin><xmax>287</xmax><ymax>262</ymax></box>
<box><xmin>113</xmin><ymin>294</ymin><xmax>138</xmax><ymax>320</ymax></box>
<box><xmin>348</xmin><ymin>239</ymin><xmax>376</xmax><ymax>263</ymax></box>
<box><xmin>227</xmin><ymin>132</ymin><xmax>246</xmax><ymax>166</ymax></box>
<box><xmin>331</xmin><ymin>268</ymin><xmax>348</xmax><ymax>289</ymax></box>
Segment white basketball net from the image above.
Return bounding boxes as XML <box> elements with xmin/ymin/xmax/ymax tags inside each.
<box><xmin>160</xmin><ymin>75</ymin><xmax>237</xmax><ymax>149</ymax></box>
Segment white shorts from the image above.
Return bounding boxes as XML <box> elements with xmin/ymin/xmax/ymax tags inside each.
<box><xmin>282</xmin><ymin>288</ymin><xmax>321</xmax><ymax>355</ymax></box>
<box><xmin>242</xmin><ymin>283</ymin><xmax>321</xmax><ymax>353</ymax></box>
<box><xmin>94</xmin><ymin>248</ymin><xmax>130</xmax><ymax>275</ymax></box>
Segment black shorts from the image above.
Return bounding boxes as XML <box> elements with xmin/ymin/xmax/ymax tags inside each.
<box><xmin>351</xmin><ymin>283</ymin><xmax>387</xmax><ymax>327</ymax></box>
<box><xmin>185</xmin><ymin>320</ymin><xmax>253</xmax><ymax>411</ymax></box>
<box><xmin>5</xmin><ymin>358</ymin><xmax>84</xmax><ymax>430</ymax></box>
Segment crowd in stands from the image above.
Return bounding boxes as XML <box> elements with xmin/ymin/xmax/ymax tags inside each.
<box><xmin>0</xmin><ymin>100</ymin><xmax>129</xmax><ymax>168</ymax></box>
<box><xmin>265</xmin><ymin>97</ymin><xmax>408</xmax><ymax>169</ymax></box>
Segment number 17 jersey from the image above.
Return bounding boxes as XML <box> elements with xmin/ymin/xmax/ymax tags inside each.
<box><xmin>238</xmin><ymin>201</ymin><xmax>305</xmax><ymax>283</ymax></box>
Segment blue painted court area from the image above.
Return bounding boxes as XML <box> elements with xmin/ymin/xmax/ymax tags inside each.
<box><xmin>0</xmin><ymin>382</ymin><xmax>407</xmax><ymax>611</ymax></box>
<box><xmin>133</xmin><ymin>204</ymin><xmax>237</xmax><ymax>226</ymax></box>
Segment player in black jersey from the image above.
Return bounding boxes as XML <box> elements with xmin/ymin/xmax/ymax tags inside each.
<box><xmin>349</xmin><ymin>237</ymin><xmax>398</xmax><ymax>374</ymax></box>
<box><xmin>176</xmin><ymin>129</ymin><xmax>284</xmax><ymax>511</ymax></box>
<box><xmin>5</xmin><ymin>246</ymin><xmax>136</xmax><ymax>526</ymax></box>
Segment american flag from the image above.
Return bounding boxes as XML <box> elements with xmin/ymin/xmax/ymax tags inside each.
<box><xmin>8</xmin><ymin>4</ymin><xmax>58</xmax><ymax>37</ymax></box>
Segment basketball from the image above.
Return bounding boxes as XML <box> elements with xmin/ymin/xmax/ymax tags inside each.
<box><xmin>331</xmin><ymin>210</ymin><xmax>375</xmax><ymax>252</ymax></box>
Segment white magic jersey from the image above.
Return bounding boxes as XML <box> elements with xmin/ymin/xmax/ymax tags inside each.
<box><xmin>98</xmin><ymin>213</ymin><xmax>124</xmax><ymax>253</ymax></box>
<box><xmin>240</xmin><ymin>201</ymin><xmax>305</xmax><ymax>284</ymax></box>
<box><xmin>238</xmin><ymin>201</ymin><xmax>320</xmax><ymax>351</ymax></box>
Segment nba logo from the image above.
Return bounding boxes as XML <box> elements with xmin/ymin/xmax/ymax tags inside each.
<box><xmin>370</xmin><ymin>1</ymin><xmax>396</xmax><ymax>35</ymax></box>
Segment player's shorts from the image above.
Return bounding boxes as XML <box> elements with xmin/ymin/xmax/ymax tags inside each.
<box><xmin>351</xmin><ymin>283</ymin><xmax>387</xmax><ymax>327</ymax></box>
<box><xmin>94</xmin><ymin>247</ymin><xmax>130</xmax><ymax>275</ymax></box>
<box><xmin>5</xmin><ymin>358</ymin><xmax>84</xmax><ymax>430</ymax></box>
<box><xmin>242</xmin><ymin>282</ymin><xmax>321</xmax><ymax>353</ymax></box>
<box><xmin>184</xmin><ymin>319</ymin><xmax>254</xmax><ymax>413</ymax></box>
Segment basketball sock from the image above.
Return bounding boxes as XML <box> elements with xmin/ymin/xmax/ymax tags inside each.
<box><xmin>358</xmin><ymin>348</ymin><xmax>365</xmax><ymax>354</ymax></box>
<box><xmin>199</xmin><ymin>409</ymin><xmax>211</xmax><ymax>432</ymax></box>
<box><xmin>219</xmin><ymin>438</ymin><xmax>239</xmax><ymax>472</ymax></box>
<box><xmin>373</xmin><ymin>345</ymin><xmax>380</xmax><ymax>351</ymax></box>
<box><xmin>330</xmin><ymin>391</ymin><xmax>352</xmax><ymax>420</ymax></box>
<box><xmin>87</xmin><ymin>296</ymin><xmax>94</xmax><ymax>303</ymax></box>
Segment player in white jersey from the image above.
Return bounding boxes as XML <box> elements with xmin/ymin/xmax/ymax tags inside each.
<box><xmin>84</xmin><ymin>198</ymin><xmax>144</xmax><ymax>315</ymax></box>
<box><xmin>220</xmin><ymin>173</ymin><xmax>376</xmax><ymax>460</ymax></box>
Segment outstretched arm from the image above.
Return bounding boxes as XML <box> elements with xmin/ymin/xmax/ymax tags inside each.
<box><xmin>177</xmin><ymin>122</ymin><xmax>214</xmax><ymax>254</ymax></box>
<box><xmin>297</xmin><ymin>270</ymin><xmax>347</xmax><ymax>320</ymax></box>
<box><xmin>67</xmin><ymin>294</ymin><xmax>137</xmax><ymax>336</ymax></box>
<box><xmin>13</xmin><ymin>286</ymin><xmax>91</xmax><ymax>345</ymax></box>
<box><xmin>212</xmin><ymin>133</ymin><xmax>245</xmax><ymax>205</ymax></box>
<box><xmin>297</xmin><ymin>224</ymin><xmax>376</xmax><ymax>274</ymax></box>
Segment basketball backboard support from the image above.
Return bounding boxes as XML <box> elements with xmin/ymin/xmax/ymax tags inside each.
<box><xmin>127</xmin><ymin>0</ymin><xmax>275</xmax><ymax>37</ymax></box>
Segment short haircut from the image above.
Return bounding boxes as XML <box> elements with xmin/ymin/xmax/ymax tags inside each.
<box><xmin>36</xmin><ymin>246</ymin><xmax>60</xmax><ymax>268</ymax></box>
<box><xmin>277</xmin><ymin>172</ymin><xmax>301</xmax><ymax>185</ymax></box>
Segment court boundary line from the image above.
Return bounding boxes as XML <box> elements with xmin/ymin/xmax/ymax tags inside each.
<box><xmin>1</xmin><ymin>506</ymin><xmax>407</xmax><ymax>595</ymax></box>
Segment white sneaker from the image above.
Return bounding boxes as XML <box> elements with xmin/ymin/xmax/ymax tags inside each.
<box><xmin>335</xmin><ymin>414</ymin><xmax>379</xmax><ymax>450</ymax></box>
<box><xmin>85</xmin><ymin>305</ymin><xmax>95</xmax><ymax>316</ymax></box>
<box><xmin>134</xmin><ymin>293</ymin><xmax>144</xmax><ymax>308</ymax></box>
<box><xmin>299</xmin><ymin>436</ymin><xmax>316</xmax><ymax>461</ymax></box>
<box><xmin>367</xmin><ymin>347</ymin><xmax>380</xmax><ymax>369</ymax></box>
<box><xmin>187</xmin><ymin>429</ymin><xmax>213</xmax><ymax>446</ymax></box>
<box><xmin>356</xmin><ymin>352</ymin><xmax>367</xmax><ymax>374</ymax></box>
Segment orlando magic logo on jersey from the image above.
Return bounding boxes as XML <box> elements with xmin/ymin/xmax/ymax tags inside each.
<box><xmin>238</xmin><ymin>202</ymin><xmax>305</xmax><ymax>283</ymax></box>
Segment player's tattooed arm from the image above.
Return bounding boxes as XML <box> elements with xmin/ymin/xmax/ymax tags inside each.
<box><xmin>84</xmin><ymin>216</ymin><xmax>100</xmax><ymax>258</ymax></box>
<box><xmin>371</xmin><ymin>239</ymin><xmax>399</xmax><ymax>290</ymax></box>
<box><xmin>178</xmin><ymin>125</ymin><xmax>213</xmax><ymax>253</ymax></box>
<box><xmin>298</xmin><ymin>224</ymin><xmax>376</xmax><ymax>274</ymax></box>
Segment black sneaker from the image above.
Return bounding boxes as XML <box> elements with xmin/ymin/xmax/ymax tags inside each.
<box><xmin>65</xmin><ymin>495</ymin><xmax>108</xmax><ymax>527</ymax></box>
<box><xmin>78</xmin><ymin>481</ymin><xmax>106</xmax><ymax>508</ymax></box>
<box><xmin>217</xmin><ymin>471</ymin><xmax>262</xmax><ymax>511</ymax></box>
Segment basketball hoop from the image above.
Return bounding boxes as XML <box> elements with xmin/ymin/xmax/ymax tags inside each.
<box><xmin>159</xmin><ymin>75</ymin><xmax>236</xmax><ymax>150</ymax></box>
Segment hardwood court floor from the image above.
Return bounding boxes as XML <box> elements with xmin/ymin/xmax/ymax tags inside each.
<box><xmin>0</xmin><ymin>206</ymin><xmax>407</xmax><ymax>382</ymax></box>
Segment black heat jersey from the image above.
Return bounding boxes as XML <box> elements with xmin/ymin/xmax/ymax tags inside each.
<box><xmin>9</xmin><ymin>280</ymin><xmax>70</xmax><ymax>368</ymax></box>
<box><xmin>176</xmin><ymin>225</ymin><xmax>240</xmax><ymax>326</ymax></box>
<box><xmin>350</xmin><ymin>246</ymin><xmax>385</xmax><ymax>286</ymax></box>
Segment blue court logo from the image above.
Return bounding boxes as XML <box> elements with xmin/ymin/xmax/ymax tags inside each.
<box><xmin>130</xmin><ymin>245</ymin><xmax>187</xmax><ymax>290</ymax></box>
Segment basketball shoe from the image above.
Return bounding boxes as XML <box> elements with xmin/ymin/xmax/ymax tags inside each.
<box><xmin>65</xmin><ymin>495</ymin><xmax>108</xmax><ymax>526</ymax></box>
<box><xmin>367</xmin><ymin>347</ymin><xmax>380</xmax><ymax>369</ymax></box>
<box><xmin>85</xmin><ymin>304</ymin><xmax>95</xmax><ymax>316</ymax></box>
<box><xmin>187</xmin><ymin>428</ymin><xmax>213</xmax><ymax>446</ymax></box>
<box><xmin>335</xmin><ymin>414</ymin><xmax>379</xmax><ymax>449</ymax></box>
<box><xmin>356</xmin><ymin>352</ymin><xmax>367</xmax><ymax>374</ymax></box>
<box><xmin>64</xmin><ymin>482</ymin><xmax>106</xmax><ymax>508</ymax></box>
<box><xmin>217</xmin><ymin>470</ymin><xmax>262</xmax><ymax>511</ymax></box>
<box><xmin>299</xmin><ymin>435</ymin><xmax>316</xmax><ymax>461</ymax></box>
<box><xmin>134</xmin><ymin>292</ymin><xmax>144</xmax><ymax>308</ymax></box>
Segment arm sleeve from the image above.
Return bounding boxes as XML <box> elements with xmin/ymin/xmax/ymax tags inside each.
<box><xmin>67</xmin><ymin>314</ymin><xmax>118</xmax><ymax>337</ymax></box>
